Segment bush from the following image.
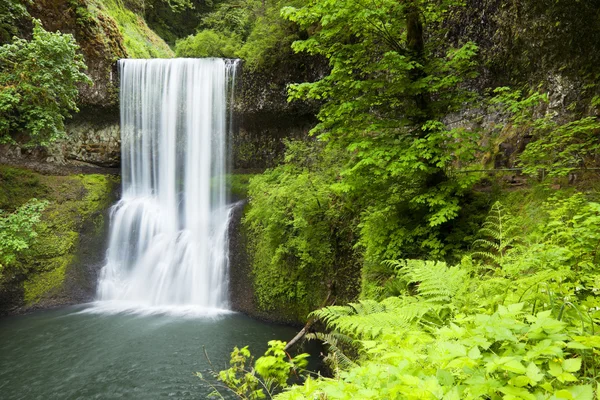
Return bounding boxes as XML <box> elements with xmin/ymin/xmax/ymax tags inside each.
<box><xmin>175</xmin><ymin>29</ymin><xmax>242</xmax><ymax>58</ymax></box>
<box><xmin>0</xmin><ymin>198</ymin><xmax>47</xmax><ymax>281</ymax></box>
<box><xmin>0</xmin><ymin>19</ymin><xmax>91</xmax><ymax>147</ymax></box>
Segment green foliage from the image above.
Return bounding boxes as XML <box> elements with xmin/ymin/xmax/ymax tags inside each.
<box><xmin>226</xmin><ymin>173</ymin><xmax>255</xmax><ymax>200</ymax></box>
<box><xmin>197</xmin><ymin>0</ymin><xmax>253</xmax><ymax>38</ymax></box>
<box><xmin>0</xmin><ymin>0</ymin><xmax>30</xmax><ymax>44</ymax></box>
<box><xmin>245</xmin><ymin>140</ymin><xmax>357</xmax><ymax>320</ymax></box>
<box><xmin>490</xmin><ymin>87</ymin><xmax>600</xmax><ymax>177</ymax></box>
<box><xmin>142</xmin><ymin>0</ymin><xmax>214</xmax><ymax>45</ymax></box>
<box><xmin>175</xmin><ymin>0</ymin><xmax>303</xmax><ymax>69</ymax></box>
<box><xmin>213</xmin><ymin>191</ymin><xmax>600</xmax><ymax>399</ymax></box>
<box><xmin>472</xmin><ymin>201</ymin><xmax>520</xmax><ymax>267</ymax></box>
<box><xmin>162</xmin><ymin>0</ymin><xmax>193</xmax><ymax>12</ymax></box>
<box><xmin>0</xmin><ymin>20</ymin><xmax>91</xmax><ymax>146</ymax></box>
<box><xmin>0</xmin><ymin>198</ymin><xmax>47</xmax><ymax>280</ymax></box>
<box><xmin>280</xmin><ymin>302</ymin><xmax>598</xmax><ymax>399</ymax></box>
<box><xmin>0</xmin><ymin>166</ymin><xmax>117</xmax><ymax>303</ymax></box>
<box><xmin>99</xmin><ymin>0</ymin><xmax>175</xmax><ymax>58</ymax></box>
<box><xmin>241</xmin><ymin>0</ymin><xmax>493</xmax><ymax>321</ymax></box>
<box><xmin>280</xmin><ymin>0</ymin><xmax>481</xmax><ymax>260</ymax></box>
<box><xmin>235</xmin><ymin>0</ymin><xmax>302</xmax><ymax>69</ymax></box>
<box><xmin>205</xmin><ymin>341</ymin><xmax>308</xmax><ymax>399</ymax></box>
<box><xmin>175</xmin><ymin>29</ymin><xmax>242</xmax><ymax>58</ymax></box>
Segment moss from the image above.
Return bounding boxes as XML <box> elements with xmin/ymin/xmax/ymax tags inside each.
<box><xmin>0</xmin><ymin>166</ymin><xmax>118</xmax><ymax>307</ymax></box>
<box><xmin>0</xmin><ymin>166</ymin><xmax>45</xmax><ymax>210</ymax></box>
<box><xmin>23</xmin><ymin>255</ymin><xmax>73</xmax><ymax>304</ymax></box>
<box><xmin>92</xmin><ymin>0</ymin><xmax>174</xmax><ymax>59</ymax></box>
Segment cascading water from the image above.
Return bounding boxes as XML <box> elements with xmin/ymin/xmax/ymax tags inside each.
<box><xmin>96</xmin><ymin>58</ymin><xmax>238</xmax><ymax>313</ymax></box>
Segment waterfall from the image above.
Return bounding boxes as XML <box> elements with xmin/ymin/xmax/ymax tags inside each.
<box><xmin>96</xmin><ymin>58</ymin><xmax>238</xmax><ymax>313</ymax></box>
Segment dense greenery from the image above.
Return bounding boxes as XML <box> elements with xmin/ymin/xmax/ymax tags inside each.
<box><xmin>216</xmin><ymin>190</ymin><xmax>600</xmax><ymax>399</ymax></box>
<box><xmin>0</xmin><ymin>198</ymin><xmax>46</xmax><ymax>281</ymax></box>
<box><xmin>0</xmin><ymin>20</ymin><xmax>90</xmax><ymax>146</ymax></box>
<box><xmin>210</xmin><ymin>0</ymin><xmax>600</xmax><ymax>398</ymax></box>
<box><xmin>490</xmin><ymin>88</ymin><xmax>600</xmax><ymax>178</ymax></box>
<box><xmin>242</xmin><ymin>0</ymin><xmax>483</xmax><ymax>316</ymax></box>
<box><xmin>175</xmin><ymin>0</ymin><xmax>304</xmax><ymax>69</ymax></box>
<box><xmin>0</xmin><ymin>0</ymin><xmax>30</xmax><ymax>44</ymax></box>
<box><xmin>99</xmin><ymin>0</ymin><xmax>175</xmax><ymax>58</ymax></box>
<box><xmin>0</xmin><ymin>0</ymin><xmax>599</xmax><ymax>397</ymax></box>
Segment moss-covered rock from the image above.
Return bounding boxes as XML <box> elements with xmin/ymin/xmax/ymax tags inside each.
<box><xmin>0</xmin><ymin>165</ymin><xmax>118</xmax><ymax>314</ymax></box>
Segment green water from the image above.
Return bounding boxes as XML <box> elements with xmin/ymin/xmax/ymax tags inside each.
<box><xmin>0</xmin><ymin>306</ymin><xmax>297</xmax><ymax>399</ymax></box>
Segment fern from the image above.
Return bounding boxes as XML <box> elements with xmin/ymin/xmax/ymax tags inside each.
<box><xmin>472</xmin><ymin>201</ymin><xmax>520</xmax><ymax>266</ymax></box>
<box><xmin>387</xmin><ymin>259</ymin><xmax>469</xmax><ymax>304</ymax></box>
<box><xmin>305</xmin><ymin>331</ymin><xmax>357</xmax><ymax>372</ymax></box>
<box><xmin>311</xmin><ymin>296</ymin><xmax>437</xmax><ymax>340</ymax></box>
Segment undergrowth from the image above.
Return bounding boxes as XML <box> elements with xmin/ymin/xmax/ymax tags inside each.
<box><xmin>214</xmin><ymin>189</ymin><xmax>600</xmax><ymax>399</ymax></box>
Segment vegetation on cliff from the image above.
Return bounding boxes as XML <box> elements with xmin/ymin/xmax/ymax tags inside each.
<box><xmin>1</xmin><ymin>0</ymin><xmax>600</xmax><ymax>398</ymax></box>
<box><xmin>0</xmin><ymin>20</ymin><xmax>91</xmax><ymax>146</ymax></box>
<box><xmin>174</xmin><ymin>0</ymin><xmax>303</xmax><ymax>70</ymax></box>
<box><xmin>203</xmin><ymin>0</ymin><xmax>600</xmax><ymax>398</ymax></box>
<box><xmin>0</xmin><ymin>166</ymin><xmax>117</xmax><ymax>311</ymax></box>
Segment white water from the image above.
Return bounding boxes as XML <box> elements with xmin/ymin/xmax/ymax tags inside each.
<box><xmin>96</xmin><ymin>58</ymin><xmax>238</xmax><ymax>313</ymax></box>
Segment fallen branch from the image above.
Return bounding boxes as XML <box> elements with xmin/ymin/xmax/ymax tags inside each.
<box><xmin>285</xmin><ymin>287</ymin><xmax>335</xmax><ymax>351</ymax></box>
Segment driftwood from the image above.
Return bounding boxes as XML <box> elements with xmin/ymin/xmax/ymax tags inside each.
<box><xmin>284</xmin><ymin>287</ymin><xmax>335</xmax><ymax>351</ymax></box>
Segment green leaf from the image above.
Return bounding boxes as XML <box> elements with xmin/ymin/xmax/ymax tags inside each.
<box><xmin>526</xmin><ymin>363</ymin><xmax>544</xmax><ymax>383</ymax></box>
<box><xmin>562</xmin><ymin>358</ymin><xmax>582</xmax><ymax>373</ymax></box>
<box><xmin>566</xmin><ymin>385</ymin><xmax>593</xmax><ymax>400</ymax></box>
<box><xmin>436</xmin><ymin>369</ymin><xmax>455</xmax><ymax>387</ymax></box>
<box><xmin>548</xmin><ymin>361</ymin><xmax>563</xmax><ymax>377</ymax></box>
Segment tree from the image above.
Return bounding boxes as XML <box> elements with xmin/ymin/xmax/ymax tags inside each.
<box><xmin>0</xmin><ymin>19</ymin><xmax>91</xmax><ymax>147</ymax></box>
<box><xmin>281</xmin><ymin>0</ymin><xmax>480</xmax><ymax>259</ymax></box>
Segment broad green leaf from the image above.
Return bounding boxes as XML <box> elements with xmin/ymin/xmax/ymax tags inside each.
<box><xmin>526</xmin><ymin>363</ymin><xmax>544</xmax><ymax>383</ymax></box>
<box><xmin>561</xmin><ymin>358</ymin><xmax>581</xmax><ymax>373</ymax></box>
<box><xmin>548</xmin><ymin>361</ymin><xmax>563</xmax><ymax>377</ymax></box>
<box><xmin>436</xmin><ymin>369</ymin><xmax>454</xmax><ymax>387</ymax></box>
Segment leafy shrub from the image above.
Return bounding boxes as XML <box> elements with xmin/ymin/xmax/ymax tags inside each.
<box><xmin>0</xmin><ymin>198</ymin><xmax>47</xmax><ymax>280</ymax></box>
<box><xmin>490</xmin><ymin>87</ymin><xmax>600</xmax><ymax>177</ymax></box>
<box><xmin>0</xmin><ymin>0</ymin><xmax>30</xmax><ymax>44</ymax></box>
<box><xmin>220</xmin><ymin>193</ymin><xmax>600</xmax><ymax>399</ymax></box>
<box><xmin>175</xmin><ymin>0</ymin><xmax>303</xmax><ymax>69</ymax></box>
<box><xmin>175</xmin><ymin>29</ymin><xmax>242</xmax><ymax>58</ymax></box>
<box><xmin>244</xmin><ymin>140</ymin><xmax>357</xmax><ymax>319</ymax></box>
<box><xmin>202</xmin><ymin>340</ymin><xmax>308</xmax><ymax>399</ymax></box>
<box><xmin>0</xmin><ymin>20</ymin><xmax>91</xmax><ymax>147</ymax></box>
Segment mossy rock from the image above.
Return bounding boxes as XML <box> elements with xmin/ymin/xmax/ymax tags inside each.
<box><xmin>0</xmin><ymin>165</ymin><xmax>118</xmax><ymax>312</ymax></box>
<box><xmin>23</xmin><ymin>255</ymin><xmax>73</xmax><ymax>304</ymax></box>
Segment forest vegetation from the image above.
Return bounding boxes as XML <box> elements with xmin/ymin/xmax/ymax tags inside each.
<box><xmin>1</xmin><ymin>0</ymin><xmax>600</xmax><ymax>399</ymax></box>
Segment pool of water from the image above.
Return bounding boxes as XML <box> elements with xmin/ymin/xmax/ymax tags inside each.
<box><xmin>0</xmin><ymin>305</ymin><xmax>298</xmax><ymax>399</ymax></box>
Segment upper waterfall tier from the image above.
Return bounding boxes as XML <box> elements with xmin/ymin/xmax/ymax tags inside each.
<box><xmin>96</xmin><ymin>58</ymin><xmax>239</xmax><ymax>311</ymax></box>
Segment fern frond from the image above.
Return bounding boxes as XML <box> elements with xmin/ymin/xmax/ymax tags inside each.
<box><xmin>471</xmin><ymin>251</ymin><xmax>501</xmax><ymax>265</ymax></box>
<box><xmin>472</xmin><ymin>201</ymin><xmax>522</xmax><ymax>267</ymax></box>
<box><xmin>394</xmin><ymin>259</ymin><xmax>468</xmax><ymax>303</ymax></box>
<box><xmin>312</xmin><ymin>295</ymin><xmax>442</xmax><ymax>339</ymax></box>
<box><xmin>306</xmin><ymin>332</ymin><xmax>357</xmax><ymax>370</ymax></box>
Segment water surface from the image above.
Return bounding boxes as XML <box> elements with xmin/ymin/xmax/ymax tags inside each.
<box><xmin>0</xmin><ymin>305</ymin><xmax>296</xmax><ymax>399</ymax></box>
